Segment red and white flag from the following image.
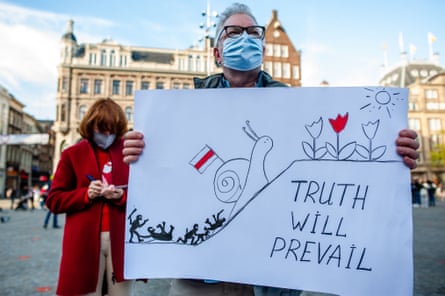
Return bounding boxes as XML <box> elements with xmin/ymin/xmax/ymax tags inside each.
<box><xmin>189</xmin><ymin>145</ymin><xmax>219</xmax><ymax>174</ymax></box>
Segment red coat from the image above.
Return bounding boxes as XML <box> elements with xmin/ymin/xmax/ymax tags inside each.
<box><xmin>47</xmin><ymin>139</ymin><xmax>129</xmax><ymax>295</ymax></box>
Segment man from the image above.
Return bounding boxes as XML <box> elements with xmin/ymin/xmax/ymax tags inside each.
<box><xmin>123</xmin><ymin>3</ymin><xmax>419</xmax><ymax>296</ymax></box>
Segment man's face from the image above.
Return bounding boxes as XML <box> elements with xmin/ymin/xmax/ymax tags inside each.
<box><xmin>214</xmin><ymin>13</ymin><xmax>257</xmax><ymax>66</ymax></box>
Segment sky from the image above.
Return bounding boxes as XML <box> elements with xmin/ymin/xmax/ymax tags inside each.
<box><xmin>0</xmin><ymin>0</ymin><xmax>444</xmax><ymax>120</ymax></box>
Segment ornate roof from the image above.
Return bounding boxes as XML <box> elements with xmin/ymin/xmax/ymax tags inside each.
<box><xmin>380</xmin><ymin>59</ymin><xmax>443</xmax><ymax>87</ymax></box>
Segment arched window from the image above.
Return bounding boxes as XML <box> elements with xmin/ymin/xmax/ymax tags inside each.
<box><xmin>196</xmin><ymin>56</ymin><xmax>201</xmax><ymax>72</ymax></box>
<box><xmin>188</xmin><ymin>55</ymin><xmax>193</xmax><ymax>71</ymax></box>
<box><xmin>125</xmin><ymin>106</ymin><xmax>133</xmax><ymax>122</ymax></box>
<box><xmin>61</xmin><ymin>104</ymin><xmax>66</xmax><ymax>122</ymax></box>
<box><xmin>109</xmin><ymin>50</ymin><xmax>116</xmax><ymax>66</ymax></box>
<box><xmin>100</xmin><ymin>50</ymin><xmax>106</xmax><ymax>66</ymax></box>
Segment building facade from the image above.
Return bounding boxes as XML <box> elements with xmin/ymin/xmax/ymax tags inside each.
<box><xmin>380</xmin><ymin>50</ymin><xmax>445</xmax><ymax>181</ymax></box>
<box><xmin>0</xmin><ymin>84</ymin><xmax>54</xmax><ymax>198</ymax></box>
<box><xmin>52</xmin><ymin>11</ymin><xmax>302</xmax><ymax>168</ymax></box>
<box><xmin>263</xmin><ymin>10</ymin><xmax>301</xmax><ymax>87</ymax></box>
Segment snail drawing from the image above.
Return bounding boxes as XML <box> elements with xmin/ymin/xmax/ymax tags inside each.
<box><xmin>213</xmin><ymin>120</ymin><xmax>273</xmax><ymax>218</ymax></box>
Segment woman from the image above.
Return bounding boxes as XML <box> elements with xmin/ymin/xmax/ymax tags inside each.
<box><xmin>47</xmin><ymin>98</ymin><xmax>132</xmax><ymax>295</ymax></box>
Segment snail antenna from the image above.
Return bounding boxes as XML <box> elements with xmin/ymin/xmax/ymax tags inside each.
<box><xmin>243</xmin><ymin>120</ymin><xmax>259</xmax><ymax>140</ymax></box>
<box><xmin>243</xmin><ymin>127</ymin><xmax>257</xmax><ymax>141</ymax></box>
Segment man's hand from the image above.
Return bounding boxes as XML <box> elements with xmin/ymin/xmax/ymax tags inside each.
<box><xmin>123</xmin><ymin>131</ymin><xmax>145</xmax><ymax>164</ymax></box>
<box><xmin>396</xmin><ymin>129</ymin><xmax>420</xmax><ymax>169</ymax></box>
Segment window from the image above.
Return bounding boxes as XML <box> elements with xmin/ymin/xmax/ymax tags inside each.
<box><xmin>120</xmin><ymin>55</ymin><xmax>127</xmax><ymax>66</ymax></box>
<box><xmin>426</xmin><ymin>102</ymin><xmax>445</xmax><ymax>110</ymax></box>
<box><xmin>264</xmin><ymin>61</ymin><xmax>272</xmax><ymax>75</ymax></box>
<box><xmin>183</xmin><ymin>83</ymin><xmax>190</xmax><ymax>89</ymax></box>
<box><xmin>173</xmin><ymin>82</ymin><xmax>180</xmax><ymax>89</ymax></box>
<box><xmin>293</xmin><ymin>65</ymin><xmax>300</xmax><ymax>80</ymax></box>
<box><xmin>273</xmin><ymin>62</ymin><xmax>282</xmax><ymax>78</ymax></box>
<box><xmin>100</xmin><ymin>50</ymin><xmax>106</xmax><ymax>66</ymax></box>
<box><xmin>62</xmin><ymin>77</ymin><xmax>68</xmax><ymax>93</ymax></box>
<box><xmin>79</xmin><ymin>105</ymin><xmax>87</xmax><ymax>120</ymax></box>
<box><xmin>408</xmin><ymin>118</ymin><xmax>420</xmax><ymax>131</ymax></box>
<box><xmin>125</xmin><ymin>81</ymin><xmax>134</xmax><ymax>96</ymax></box>
<box><xmin>109</xmin><ymin>50</ymin><xmax>116</xmax><ymax>67</ymax></box>
<box><xmin>273</xmin><ymin>44</ymin><xmax>280</xmax><ymax>57</ymax></box>
<box><xmin>425</xmin><ymin>89</ymin><xmax>438</xmax><ymax>100</ymax></box>
<box><xmin>265</xmin><ymin>44</ymin><xmax>273</xmax><ymax>56</ymax></box>
<box><xmin>88</xmin><ymin>53</ymin><xmax>96</xmax><ymax>65</ymax></box>
<box><xmin>188</xmin><ymin>55</ymin><xmax>193</xmax><ymax>71</ymax></box>
<box><xmin>179</xmin><ymin>58</ymin><xmax>186</xmax><ymax>71</ymax></box>
<box><xmin>112</xmin><ymin>80</ymin><xmax>120</xmax><ymax>95</ymax></box>
<box><xmin>428</xmin><ymin>118</ymin><xmax>441</xmax><ymax>132</ymax></box>
<box><xmin>61</xmin><ymin>104</ymin><xmax>66</xmax><ymax>122</ymax></box>
<box><xmin>281</xmin><ymin>45</ymin><xmax>289</xmax><ymax>58</ymax></box>
<box><xmin>125</xmin><ymin>107</ymin><xmax>133</xmax><ymax>122</ymax></box>
<box><xmin>282</xmin><ymin>63</ymin><xmax>290</xmax><ymax>79</ymax></box>
<box><xmin>196</xmin><ymin>56</ymin><xmax>201</xmax><ymax>72</ymax></box>
<box><xmin>156</xmin><ymin>81</ymin><xmax>164</xmax><ymax>89</ymax></box>
<box><xmin>80</xmin><ymin>79</ymin><xmax>89</xmax><ymax>94</ymax></box>
<box><xmin>141</xmin><ymin>81</ymin><xmax>150</xmax><ymax>90</ymax></box>
<box><xmin>94</xmin><ymin>79</ymin><xmax>102</xmax><ymax>94</ymax></box>
<box><xmin>430</xmin><ymin>134</ymin><xmax>443</xmax><ymax>148</ymax></box>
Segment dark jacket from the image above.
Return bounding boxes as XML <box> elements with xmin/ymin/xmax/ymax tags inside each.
<box><xmin>193</xmin><ymin>71</ymin><xmax>287</xmax><ymax>89</ymax></box>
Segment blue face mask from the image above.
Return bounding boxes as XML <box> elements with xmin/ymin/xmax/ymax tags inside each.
<box><xmin>93</xmin><ymin>132</ymin><xmax>116</xmax><ymax>150</ymax></box>
<box><xmin>222</xmin><ymin>32</ymin><xmax>263</xmax><ymax>71</ymax></box>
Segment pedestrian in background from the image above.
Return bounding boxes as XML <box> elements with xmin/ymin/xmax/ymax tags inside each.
<box><xmin>426</xmin><ymin>179</ymin><xmax>437</xmax><ymax>207</ymax></box>
<box><xmin>14</xmin><ymin>185</ymin><xmax>30</xmax><ymax>210</ymax></box>
<box><xmin>122</xmin><ymin>3</ymin><xmax>420</xmax><ymax>296</ymax></box>
<box><xmin>47</xmin><ymin>98</ymin><xmax>133</xmax><ymax>296</ymax></box>
<box><xmin>27</xmin><ymin>185</ymin><xmax>35</xmax><ymax>210</ymax></box>
<box><xmin>41</xmin><ymin>180</ymin><xmax>60</xmax><ymax>229</ymax></box>
<box><xmin>412</xmin><ymin>179</ymin><xmax>422</xmax><ymax>207</ymax></box>
<box><xmin>6</xmin><ymin>185</ymin><xmax>17</xmax><ymax>210</ymax></box>
<box><xmin>420</xmin><ymin>180</ymin><xmax>429</xmax><ymax>208</ymax></box>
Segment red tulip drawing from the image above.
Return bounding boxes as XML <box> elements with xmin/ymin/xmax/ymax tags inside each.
<box><xmin>326</xmin><ymin>112</ymin><xmax>356</xmax><ymax>160</ymax></box>
<box><xmin>329</xmin><ymin>113</ymin><xmax>348</xmax><ymax>133</ymax></box>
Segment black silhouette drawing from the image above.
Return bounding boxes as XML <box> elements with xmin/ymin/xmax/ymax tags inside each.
<box><xmin>177</xmin><ymin>224</ymin><xmax>200</xmax><ymax>245</ymax></box>
<box><xmin>204</xmin><ymin>209</ymin><xmax>226</xmax><ymax>231</ymax></box>
<box><xmin>128</xmin><ymin>208</ymin><xmax>149</xmax><ymax>243</ymax></box>
<box><xmin>194</xmin><ymin>229</ymin><xmax>210</xmax><ymax>244</ymax></box>
<box><xmin>145</xmin><ymin>221</ymin><xmax>174</xmax><ymax>241</ymax></box>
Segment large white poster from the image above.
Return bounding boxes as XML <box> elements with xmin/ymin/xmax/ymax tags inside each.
<box><xmin>125</xmin><ymin>87</ymin><xmax>412</xmax><ymax>296</ymax></box>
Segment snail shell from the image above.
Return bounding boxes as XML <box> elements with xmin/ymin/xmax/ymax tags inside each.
<box><xmin>213</xmin><ymin>158</ymin><xmax>249</xmax><ymax>203</ymax></box>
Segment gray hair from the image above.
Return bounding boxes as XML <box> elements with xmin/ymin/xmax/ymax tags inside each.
<box><xmin>215</xmin><ymin>3</ymin><xmax>258</xmax><ymax>46</ymax></box>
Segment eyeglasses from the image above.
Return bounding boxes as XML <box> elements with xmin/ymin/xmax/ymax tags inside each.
<box><xmin>218</xmin><ymin>25</ymin><xmax>265</xmax><ymax>41</ymax></box>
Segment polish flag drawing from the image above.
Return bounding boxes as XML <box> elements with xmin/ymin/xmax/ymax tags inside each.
<box><xmin>189</xmin><ymin>145</ymin><xmax>219</xmax><ymax>174</ymax></box>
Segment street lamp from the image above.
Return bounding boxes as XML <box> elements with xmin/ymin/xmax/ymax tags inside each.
<box><xmin>199</xmin><ymin>0</ymin><xmax>218</xmax><ymax>75</ymax></box>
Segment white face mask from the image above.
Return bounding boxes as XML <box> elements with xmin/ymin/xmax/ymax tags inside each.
<box><xmin>93</xmin><ymin>132</ymin><xmax>116</xmax><ymax>150</ymax></box>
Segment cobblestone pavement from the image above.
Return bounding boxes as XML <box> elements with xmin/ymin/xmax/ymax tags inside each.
<box><xmin>0</xmin><ymin>199</ymin><xmax>444</xmax><ymax>296</ymax></box>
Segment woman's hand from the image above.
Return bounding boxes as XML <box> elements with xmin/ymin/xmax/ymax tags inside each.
<box><xmin>396</xmin><ymin>129</ymin><xmax>420</xmax><ymax>169</ymax></box>
<box><xmin>101</xmin><ymin>185</ymin><xmax>124</xmax><ymax>200</ymax></box>
<box><xmin>123</xmin><ymin>131</ymin><xmax>145</xmax><ymax>164</ymax></box>
<box><xmin>88</xmin><ymin>180</ymin><xmax>104</xmax><ymax>200</ymax></box>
